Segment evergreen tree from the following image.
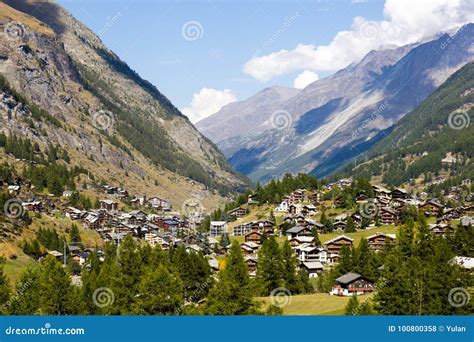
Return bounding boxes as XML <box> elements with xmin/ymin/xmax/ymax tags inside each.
<box><xmin>256</xmin><ymin>237</ymin><xmax>283</xmax><ymax>294</ymax></box>
<box><xmin>133</xmin><ymin>265</ymin><xmax>183</xmax><ymax>315</ymax></box>
<box><xmin>37</xmin><ymin>256</ymin><xmax>74</xmax><ymax>315</ymax></box>
<box><xmin>0</xmin><ymin>257</ymin><xmax>11</xmax><ymax>314</ymax></box>
<box><xmin>8</xmin><ymin>268</ymin><xmax>40</xmax><ymax>315</ymax></box>
<box><xmin>69</xmin><ymin>223</ymin><xmax>81</xmax><ymax>243</ymax></box>
<box><xmin>206</xmin><ymin>241</ymin><xmax>258</xmax><ymax>315</ymax></box>
<box><xmin>280</xmin><ymin>240</ymin><xmax>299</xmax><ymax>293</ymax></box>
<box><xmin>345</xmin><ymin>217</ymin><xmax>356</xmax><ymax>233</ymax></box>
<box><xmin>311</xmin><ymin>227</ymin><xmax>321</xmax><ymax>246</ymax></box>
<box><xmin>345</xmin><ymin>295</ymin><xmax>360</xmax><ymax>315</ymax></box>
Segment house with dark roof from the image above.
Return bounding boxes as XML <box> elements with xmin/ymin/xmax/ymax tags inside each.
<box><xmin>330</xmin><ymin>272</ymin><xmax>374</xmax><ymax>296</ymax></box>
<box><xmin>286</xmin><ymin>225</ymin><xmax>312</xmax><ymax>239</ymax></box>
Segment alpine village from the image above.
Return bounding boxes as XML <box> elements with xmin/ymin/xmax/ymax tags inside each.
<box><xmin>0</xmin><ymin>1</ymin><xmax>472</xmax><ymax>317</ymax></box>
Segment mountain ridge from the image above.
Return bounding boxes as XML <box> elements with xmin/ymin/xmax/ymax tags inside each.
<box><xmin>0</xmin><ymin>0</ymin><xmax>248</xmax><ymax>207</ymax></box>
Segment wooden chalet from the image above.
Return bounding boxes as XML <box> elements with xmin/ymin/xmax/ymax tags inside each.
<box><xmin>366</xmin><ymin>233</ymin><xmax>396</xmax><ymax>251</ymax></box>
<box><xmin>245</xmin><ymin>256</ymin><xmax>258</xmax><ymax>275</ymax></box>
<box><xmin>428</xmin><ymin>223</ymin><xmax>454</xmax><ymax>237</ymax></box>
<box><xmin>419</xmin><ymin>200</ymin><xmax>443</xmax><ymax>216</ymax></box>
<box><xmin>227</xmin><ymin>207</ymin><xmax>247</xmax><ymax>219</ymax></box>
<box><xmin>22</xmin><ymin>201</ymin><xmax>43</xmax><ymax>212</ymax></box>
<box><xmin>245</xmin><ymin>230</ymin><xmax>262</xmax><ymax>244</ymax></box>
<box><xmin>324</xmin><ymin>235</ymin><xmax>353</xmax><ymax>262</ymax></box>
<box><xmin>379</xmin><ymin>207</ymin><xmax>398</xmax><ymax>225</ymax></box>
<box><xmin>331</xmin><ymin>272</ymin><xmax>374</xmax><ymax>296</ymax></box>
<box><xmin>286</xmin><ymin>225</ymin><xmax>312</xmax><ymax>239</ymax></box>
<box><xmin>390</xmin><ymin>188</ymin><xmax>409</xmax><ymax>200</ymax></box>
<box><xmin>301</xmin><ymin>261</ymin><xmax>324</xmax><ymax>278</ymax></box>
<box><xmin>241</xmin><ymin>242</ymin><xmax>259</xmax><ymax>255</ymax></box>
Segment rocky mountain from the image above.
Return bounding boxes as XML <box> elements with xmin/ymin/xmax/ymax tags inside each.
<box><xmin>334</xmin><ymin>61</ymin><xmax>474</xmax><ymax>187</ymax></box>
<box><xmin>0</xmin><ymin>1</ymin><xmax>248</xmax><ymax>207</ymax></box>
<box><xmin>198</xmin><ymin>24</ymin><xmax>474</xmax><ymax>182</ymax></box>
<box><xmin>196</xmin><ymin>86</ymin><xmax>300</xmax><ymax>156</ymax></box>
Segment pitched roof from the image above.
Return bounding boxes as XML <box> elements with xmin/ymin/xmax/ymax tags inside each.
<box><xmin>302</xmin><ymin>261</ymin><xmax>324</xmax><ymax>270</ymax></box>
<box><xmin>286</xmin><ymin>226</ymin><xmax>308</xmax><ymax>234</ymax></box>
<box><xmin>335</xmin><ymin>272</ymin><xmax>363</xmax><ymax>285</ymax></box>
<box><xmin>325</xmin><ymin>235</ymin><xmax>354</xmax><ymax>244</ymax></box>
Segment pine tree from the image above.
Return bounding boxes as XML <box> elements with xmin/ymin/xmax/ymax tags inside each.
<box><xmin>281</xmin><ymin>240</ymin><xmax>299</xmax><ymax>293</ymax></box>
<box><xmin>311</xmin><ymin>227</ymin><xmax>321</xmax><ymax>246</ymax></box>
<box><xmin>37</xmin><ymin>256</ymin><xmax>74</xmax><ymax>315</ymax></box>
<box><xmin>257</xmin><ymin>237</ymin><xmax>283</xmax><ymax>294</ymax></box>
<box><xmin>206</xmin><ymin>241</ymin><xmax>258</xmax><ymax>315</ymax></box>
<box><xmin>0</xmin><ymin>257</ymin><xmax>11</xmax><ymax>314</ymax></box>
<box><xmin>345</xmin><ymin>295</ymin><xmax>360</xmax><ymax>315</ymax></box>
<box><xmin>345</xmin><ymin>217</ymin><xmax>356</xmax><ymax>232</ymax></box>
<box><xmin>69</xmin><ymin>223</ymin><xmax>81</xmax><ymax>243</ymax></box>
<box><xmin>8</xmin><ymin>268</ymin><xmax>40</xmax><ymax>315</ymax></box>
<box><xmin>134</xmin><ymin>265</ymin><xmax>183</xmax><ymax>315</ymax></box>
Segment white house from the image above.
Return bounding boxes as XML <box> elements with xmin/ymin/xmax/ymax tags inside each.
<box><xmin>210</xmin><ymin>221</ymin><xmax>228</xmax><ymax>237</ymax></box>
<box><xmin>275</xmin><ymin>200</ymin><xmax>289</xmax><ymax>212</ymax></box>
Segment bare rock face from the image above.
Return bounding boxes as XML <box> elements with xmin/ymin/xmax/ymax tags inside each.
<box><xmin>0</xmin><ymin>1</ymin><xmax>248</xmax><ymax>200</ymax></box>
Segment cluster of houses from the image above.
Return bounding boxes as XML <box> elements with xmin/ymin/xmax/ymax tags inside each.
<box><xmin>3</xmin><ymin>174</ymin><xmax>473</xmax><ymax>297</ymax></box>
<box><xmin>207</xmin><ymin>180</ymin><xmax>473</xmax><ymax>295</ymax></box>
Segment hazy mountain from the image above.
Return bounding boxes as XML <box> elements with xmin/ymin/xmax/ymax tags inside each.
<box><xmin>196</xmin><ymin>86</ymin><xmax>300</xmax><ymax>155</ymax></box>
<box><xmin>198</xmin><ymin>24</ymin><xmax>474</xmax><ymax>182</ymax></box>
<box><xmin>0</xmin><ymin>0</ymin><xmax>248</xmax><ymax>205</ymax></box>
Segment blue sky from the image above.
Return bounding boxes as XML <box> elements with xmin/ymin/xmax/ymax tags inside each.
<box><xmin>57</xmin><ymin>0</ymin><xmax>472</xmax><ymax>122</ymax></box>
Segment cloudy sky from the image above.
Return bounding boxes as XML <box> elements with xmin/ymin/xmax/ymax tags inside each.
<box><xmin>59</xmin><ymin>0</ymin><xmax>473</xmax><ymax>123</ymax></box>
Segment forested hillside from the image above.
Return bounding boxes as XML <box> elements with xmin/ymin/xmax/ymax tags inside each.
<box><xmin>335</xmin><ymin>62</ymin><xmax>474</xmax><ymax>190</ymax></box>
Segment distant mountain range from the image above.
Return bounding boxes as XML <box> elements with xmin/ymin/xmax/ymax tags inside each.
<box><xmin>197</xmin><ymin>24</ymin><xmax>474</xmax><ymax>183</ymax></box>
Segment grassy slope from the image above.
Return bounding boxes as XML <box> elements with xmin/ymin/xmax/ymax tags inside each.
<box><xmin>258</xmin><ymin>293</ymin><xmax>372</xmax><ymax>315</ymax></box>
<box><xmin>1</xmin><ymin>213</ymin><xmax>103</xmax><ymax>284</ymax></box>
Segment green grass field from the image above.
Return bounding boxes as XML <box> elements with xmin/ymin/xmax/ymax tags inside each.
<box><xmin>319</xmin><ymin>225</ymin><xmax>399</xmax><ymax>246</ymax></box>
<box><xmin>258</xmin><ymin>292</ymin><xmax>372</xmax><ymax>315</ymax></box>
<box><xmin>3</xmin><ymin>254</ymin><xmax>37</xmax><ymax>284</ymax></box>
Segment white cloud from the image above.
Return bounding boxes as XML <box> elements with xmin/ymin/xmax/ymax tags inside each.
<box><xmin>244</xmin><ymin>0</ymin><xmax>474</xmax><ymax>81</ymax></box>
<box><xmin>293</xmin><ymin>70</ymin><xmax>319</xmax><ymax>89</ymax></box>
<box><xmin>181</xmin><ymin>88</ymin><xmax>237</xmax><ymax>123</ymax></box>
